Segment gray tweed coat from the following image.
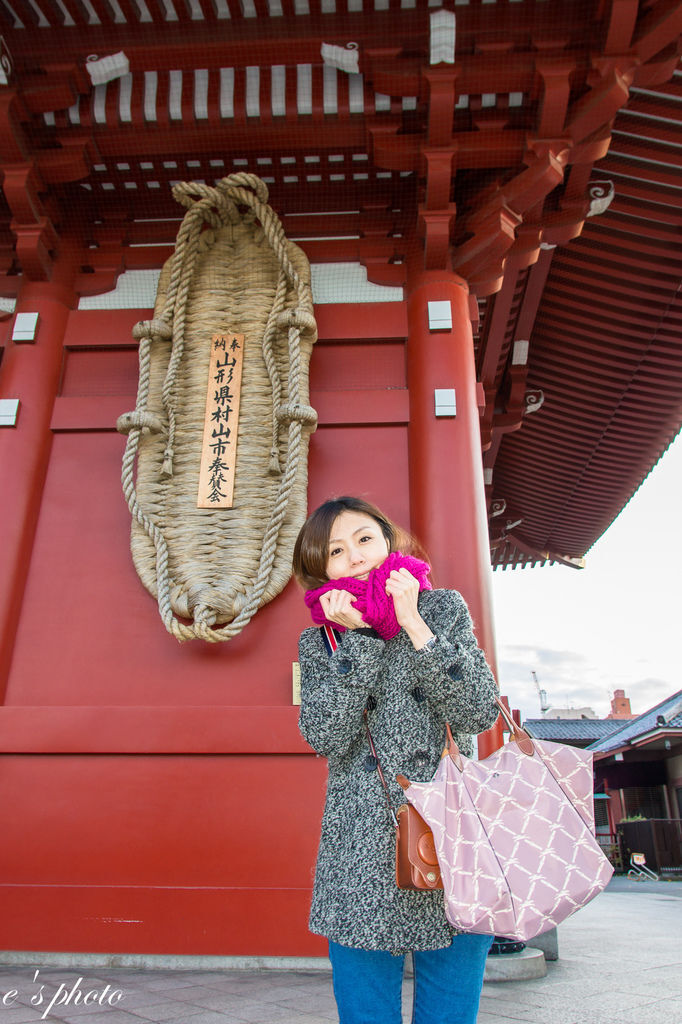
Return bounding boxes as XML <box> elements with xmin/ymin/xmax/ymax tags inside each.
<box><xmin>298</xmin><ymin>588</ymin><xmax>499</xmax><ymax>955</ymax></box>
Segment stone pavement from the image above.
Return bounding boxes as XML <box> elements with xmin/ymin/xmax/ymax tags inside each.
<box><xmin>0</xmin><ymin>879</ymin><xmax>680</xmax><ymax>1024</ymax></box>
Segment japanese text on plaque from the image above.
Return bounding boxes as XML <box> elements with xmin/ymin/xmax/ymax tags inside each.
<box><xmin>197</xmin><ymin>333</ymin><xmax>244</xmax><ymax>508</ymax></box>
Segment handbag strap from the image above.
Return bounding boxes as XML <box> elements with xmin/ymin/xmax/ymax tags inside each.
<box><xmin>494</xmin><ymin>696</ymin><xmax>534</xmax><ymax>756</ymax></box>
<box><xmin>319</xmin><ymin>626</ymin><xmax>531</xmax><ymax>777</ymax></box>
<box><xmin>364</xmin><ymin>712</ymin><xmax>399</xmax><ymax>828</ymax></box>
<box><xmin>320</xmin><ymin>625</ymin><xmax>399</xmax><ymax>827</ymax></box>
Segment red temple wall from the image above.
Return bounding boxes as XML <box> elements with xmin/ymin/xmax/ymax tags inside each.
<box><xmin>0</xmin><ymin>302</ymin><xmax>416</xmax><ymax>956</ymax></box>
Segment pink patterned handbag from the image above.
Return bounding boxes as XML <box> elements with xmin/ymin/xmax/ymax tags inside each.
<box><xmin>398</xmin><ymin>698</ymin><xmax>614</xmax><ymax>941</ymax></box>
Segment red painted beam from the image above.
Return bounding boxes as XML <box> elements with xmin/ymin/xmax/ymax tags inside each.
<box><xmin>0</xmin><ymin>705</ymin><xmax>308</xmax><ymax>753</ymax></box>
<box><xmin>73</xmin><ymin>235</ymin><xmax>409</xmax><ymax>280</ymax></box>
<box><xmin>613</xmin><ymin>114</ymin><xmax>682</xmax><ymax>148</ymax></box>
<box><xmin>591</xmin><ymin>171</ymin><xmax>682</xmax><ymax>211</ymax></box>
<box><xmin>477</xmin><ymin>261</ymin><xmax>520</xmax><ymax>388</ymax></box>
<box><xmin>9</xmin><ymin>12</ymin><xmax>426</xmax><ymax>70</ymax></box>
<box><xmin>547</xmin><ymin>282</ymin><xmax>679</xmax><ymax>327</ymax></box>
<box><xmin>50</xmin><ymin>388</ymin><xmax>409</xmax><ymax>431</ymax></box>
<box><xmin>601</xmin><ymin>205</ymin><xmax>682</xmax><ymax>239</ymax></box>
<box><xmin>607</xmin><ymin>131</ymin><xmax>682</xmax><ymax>169</ymax></box>
<box><xmin>561</xmin><ymin>242</ymin><xmax>682</xmax><ymax>282</ymax></box>
<box><xmin>557</xmin><ymin>247</ymin><xmax>681</xmax><ymax>291</ymax></box>
<box><xmin>372</xmin><ymin>128</ymin><xmax>527</xmax><ymax>173</ymax></box>
<box><xmin>60</xmin><ymin>304</ymin><xmax>407</xmax><ymax>349</ymax></box>
<box><xmin>7</xmin><ymin>6</ymin><xmax>599</xmax><ymax>73</ymax></box>
<box><xmin>631</xmin><ymin>0</ymin><xmax>682</xmax><ymax>64</ymax></box>
<box><xmin>604</xmin><ymin>0</ymin><xmax>639</xmax><ymax>53</ymax></box>
<box><xmin>625</xmin><ymin>93</ymin><xmax>682</xmax><ymax>123</ymax></box>
<box><xmin>602</xmin><ymin>154</ymin><xmax>682</xmax><ymax>190</ymax></box>
<box><xmin>66</xmin><ymin>120</ymin><xmax>371</xmax><ymax>159</ymax></box>
<box><xmin>609</xmin><ymin>194</ymin><xmax>682</xmax><ymax>227</ymax></box>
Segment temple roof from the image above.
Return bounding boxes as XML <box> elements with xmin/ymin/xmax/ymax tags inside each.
<box><xmin>1</xmin><ymin>0</ymin><xmax>681</xmax><ymax>567</ymax></box>
<box><xmin>524</xmin><ymin>717</ymin><xmax>625</xmax><ymax>746</ymax></box>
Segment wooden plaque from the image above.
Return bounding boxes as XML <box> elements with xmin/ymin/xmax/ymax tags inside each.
<box><xmin>197</xmin><ymin>333</ymin><xmax>244</xmax><ymax>509</ymax></box>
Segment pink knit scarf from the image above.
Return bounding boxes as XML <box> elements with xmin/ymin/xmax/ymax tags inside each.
<box><xmin>304</xmin><ymin>551</ymin><xmax>432</xmax><ymax>640</ymax></box>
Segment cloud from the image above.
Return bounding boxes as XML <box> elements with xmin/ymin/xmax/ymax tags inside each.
<box><xmin>623</xmin><ymin>678</ymin><xmax>680</xmax><ymax>714</ymax></box>
<box><xmin>490</xmin><ymin>435</ymin><xmax>682</xmax><ymax>726</ymax></box>
<box><xmin>497</xmin><ymin>642</ymin><xmax>679</xmax><ymax>723</ymax></box>
<box><xmin>500</xmin><ymin>645</ymin><xmax>589</xmax><ymax>670</ymax></box>
<box><xmin>497</xmin><ymin>644</ymin><xmax>610</xmax><ymax>720</ymax></box>
<box><xmin>498</xmin><ymin>644</ymin><xmax>589</xmax><ymax>688</ymax></box>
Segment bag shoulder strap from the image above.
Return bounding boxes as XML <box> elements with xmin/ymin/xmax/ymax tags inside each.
<box><xmin>319</xmin><ymin>625</ymin><xmax>398</xmax><ymax>827</ymax></box>
<box><xmin>320</xmin><ymin>623</ymin><xmax>341</xmax><ymax>655</ymax></box>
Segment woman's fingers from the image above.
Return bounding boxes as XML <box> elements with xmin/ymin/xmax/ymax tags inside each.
<box><xmin>320</xmin><ymin>589</ymin><xmax>364</xmax><ymax>629</ymax></box>
<box><xmin>385</xmin><ymin>569</ymin><xmax>420</xmax><ymax>625</ymax></box>
<box><xmin>321</xmin><ymin>589</ymin><xmax>355</xmax><ymax>615</ymax></box>
<box><xmin>385</xmin><ymin>568</ymin><xmax>418</xmax><ymax>596</ymax></box>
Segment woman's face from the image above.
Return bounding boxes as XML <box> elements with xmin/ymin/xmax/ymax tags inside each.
<box><xmin>325</xmin><ymin>510</ymin><xmax>390</xmax><ymax>582</ymax></box>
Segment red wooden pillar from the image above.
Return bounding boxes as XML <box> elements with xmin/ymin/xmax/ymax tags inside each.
<box><xmin>405</xmin><ymin>267</ymin><xmax>505</xmax><ymax>755</ymax></box>
<box><xmin>0</xmin><ymin>241</ymin><xmax>78</xmax><ymax>694</ymax></box>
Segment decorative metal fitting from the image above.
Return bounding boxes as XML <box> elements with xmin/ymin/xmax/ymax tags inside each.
<box><xmin>525</xmin><ymin>389</ymin><xmax>545</xmax><ymax>414</ymax></box>
<box><xmin>587</xmin><ymin>181</ymin><xmax>615</xmax><ymax>218</ymax></box>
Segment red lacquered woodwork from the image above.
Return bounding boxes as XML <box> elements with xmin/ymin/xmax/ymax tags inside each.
<box><xmin>0</xmin><ymin>753</ymin><xmax>327</xmax><ymax>955</ymax></box>
<box><xmin>0</xmin><ymin>263</ymin><xmax>78</xmax><ymax>692</ymax></box>
<box><xmin>405</xmin><ymin>269</ymin><xmax>504</xmax><ymax>757</ymax></box>
<box><xmin>406</xmin><ymin>270</ymin><xmax>497</xmax><ymax>666</ymax></box>
<box><xmin>0</xmin><ymin>293</ymin><xmax>504</xmax><ymax>954</ymax></box>
<box><xmin>0</xmin><ymin>301</ymin><xmax>438</xmax><ymax>956</ymax></box>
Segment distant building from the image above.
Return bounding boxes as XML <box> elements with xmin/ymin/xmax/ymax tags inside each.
<box><xmin>523</xmin><ymin>717</ymin><xmax>624</xmax><ymax>750</ymax></box>
<box><xmin>542</xmin><ymin>706</ymin><xmax>598</xmax><ymax>720</ymax></box>
<box><xmin>607</xmin><ymin>689</ymin><xmax>636</xmax><ymax>720</ymax></box>
<box><xmin>535</xmin><ymin>688</ymin><xmax>636</xmax><ymax>721</ymax></box>
<box><xmin>522</xmin><ymin>689</ymin><xmax>646</xmax><ymax>863</ymax></box>
<box><xmin>588</xmin><ymin>690</ymin><xmax>682</xmax><ymax>824</ymax></box>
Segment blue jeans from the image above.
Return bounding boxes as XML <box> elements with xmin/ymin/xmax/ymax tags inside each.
<box><xmin>328</xmin><ymin>933</ymin><xmax>493</xmax><ymax>1024</ymax></box>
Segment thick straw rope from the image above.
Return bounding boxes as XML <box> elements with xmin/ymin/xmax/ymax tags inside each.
<box><xmin>117</xmin><ymin>174</ymin><xmax>317</xmax><ymax>642</ymax></box>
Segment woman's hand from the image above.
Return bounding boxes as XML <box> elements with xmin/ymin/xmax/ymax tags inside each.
<box><xmin>385</xmin><ymin>568</ymin><xmax>421</xmax><ymax>627</ymax></box>
<box><xmin>320</xmin><ymin>589</ymin><xmax>365</xmax><ymax>630</ymax></box>
<box><xmin>385</xmin><ymin>569</ymin><xmax>434</xmax><ymax>650</ymax></box>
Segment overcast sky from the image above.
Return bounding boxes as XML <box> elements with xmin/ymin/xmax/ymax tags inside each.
<box><xmin>491</xmin><ymin>431</ymin><xmax>682</xmax><ymax>724</ymax></box>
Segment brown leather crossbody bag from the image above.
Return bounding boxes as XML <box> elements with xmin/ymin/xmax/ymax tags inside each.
<box><xmin>364</xmin><ymin>713</ymin><xmax>444</xmax><ymax>890</ymax></box>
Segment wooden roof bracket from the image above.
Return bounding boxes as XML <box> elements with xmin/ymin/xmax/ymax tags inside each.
<box><xmin>506</xmin><ymin>533</ymin><xmax>586</xmax><ymax>570</ymax></box>
<box><xmin>0</xmin><ymin>57</ymin><xmax>98</xmax><ymax>283</ymax></box>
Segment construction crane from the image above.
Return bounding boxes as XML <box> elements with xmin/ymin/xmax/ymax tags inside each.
<box><xmin>531</xmin><ymin>671</ymin><xmax>549</xmax><ymax>715</ymax></box>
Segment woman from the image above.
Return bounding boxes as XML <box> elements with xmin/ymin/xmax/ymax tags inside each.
<box><xmin>293</xmin><ymin>496</ymin><xmax>500</xmax><ymax>1024</ymax></box>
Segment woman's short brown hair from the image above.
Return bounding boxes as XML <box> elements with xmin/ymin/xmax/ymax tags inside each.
<box><xmin>292</xmin><ymin>496</ymin><xmax>419</xmax><ymax>590</ymax></box>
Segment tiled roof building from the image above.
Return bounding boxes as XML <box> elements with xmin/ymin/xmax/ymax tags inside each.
<box><xmin>524</xmin><ymin>718</ymin><xmax>625</xmax><ymax>749</ymax></box>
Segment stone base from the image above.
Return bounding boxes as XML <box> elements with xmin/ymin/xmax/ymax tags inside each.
<box><xmin>0</xmin><ymin>951</ymin><xmax>332</xmax><ymax>971</ymax></box>
<box><xmin>483</xmin><ymin>947</ymin><xmax>547</xmax><ymax>982</ymax></box>
<box><xmin>1</xmin><ymin>942</ymin><xmax>553</xmax><ymax>982</ymax></box>
<box><xmin>526</xmin><ymin>927</ymin><xmax>559</xmax><ymax>961</ymax></box>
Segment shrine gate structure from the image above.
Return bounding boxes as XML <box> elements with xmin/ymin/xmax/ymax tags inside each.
<box><xmin>1</xmin><ymin>0</ymin><xmax>681</xmax><ymax>957</ymax></box>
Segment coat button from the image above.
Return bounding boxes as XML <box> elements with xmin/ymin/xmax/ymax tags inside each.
<box><xmin>413</xmin><ymin>750</ymin><xmax>429</xmax><ymax>767</ymax></box>
<box><xmin>337</xmin><ymin>659</ymin><xmax>352</xmax><ymax>675</ymax></box>
<box><xmin>447</xmin><ymin>665</ymin><xmax>463</xmax><ymax>682</ymax></box>
<box><xmin>411</xmin><ymin>686</ymin><xmax>425</xmax><ymax>703</ymax></box>
<box><xmin>366</xmin><ymin>694</ymin><xmax>377</xmax><ymax>711</ymax></box>
<box><xmin>363</xmin><ymin>754</ymin><xmax>378</xmax><ymax>771</ymax></box>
